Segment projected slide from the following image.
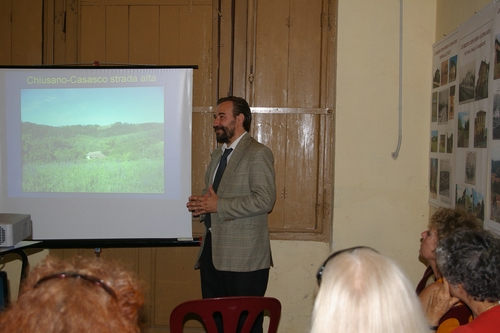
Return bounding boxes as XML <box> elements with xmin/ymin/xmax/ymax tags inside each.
<box><xmin>21</xmin><ymin>87</ymin><xmax>165</xmax><ymax>194</ymax></box>
<box><xmin>0</xmin><ymin>67</ymin><xmax>193</xmax><ymax>240</ymax></box>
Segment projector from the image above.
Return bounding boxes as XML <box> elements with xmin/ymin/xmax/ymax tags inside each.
<box><xmin>0</xmin><ymin>214</ymin><xmax>32</xmax><ymax>247</ymax></box>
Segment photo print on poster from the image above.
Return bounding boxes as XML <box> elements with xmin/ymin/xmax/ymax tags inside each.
<box><xmin>456</xmin><ymin>184</ymin><xmax>471</xmax><ymax>210</ymax></box>
<box><xmin>491</xmin><ymin>147</ymin><xmax>500</xmax><ymax>222</ymax></box>
<box><xmin>472</xmin><ymin>188</ymin><xmax>485</xmax><ymax>221</ymax></box>
<box><xmin>430</xmin><ymin>158</ymin><xmax>438</xmax><ymax>199</ymax></box>
<box><xmin>458</xmin><ymin>111</ymin><xmax>470</xmax><ymax>148</ymax></box>
<box><xmin>438</xmin><ymin>89</ymin><xmax>449</xmax><ymax>124</ymax></box>
<box><xmin>432</xmin><ymin>92</ymin><xmax>438</xmax><ymax>122</ymax></box>
<box><xmin>494</xmin><ymin>33</ymin><xmax>500</xmax><ymax>80</ymax></box>
<box><xmin>493</xmin><ymin>92</ymin><xmax>500</xmax><ymax>140</ymax></box>
<box><xmin>474</xmin><ymin>58</ymin><xmax>489</xmax><ymax>101</ymax></box>
<box><xmin>465</xmin><ymin>151</ymin><xmax>477</xmax><ymax>185</ymax></box>
<box><xmin>447</xmin><ymin>130</ymin><xmax>454</xmax><ymax>153</ymax></box>
<box><xmin>449</xmin><ymin>55</ymin><xmax>458</xmax><ymax>82</ymax></box>
<box><xmin>441</xmin><ymin>59</ymin><xmax>449</xmax><ymax>86</ymax></box>
<box><xmin>433</xmin><ymin>64</ymin><xmax>441</xmax><ymax>89</ymax></box>
<box><xmin>431</xmin><ymin>130</ymin><xmax>439</xmax><ymax>152</ymax></box>
<box><xmin>439</xmin><ymin>159</ymin><xmax>451</xmax><ymax>204</ymax></box>
<box><xmin>449</xmin><ymin>85</ymin><xmax>456</xmax><ymax>120</ymax></box>
<box><xmin>473</xmin><ymin>109</ymin><xmax>487</xmax><ymax>148</ymax></box>
<box><xmin>459</xmin><ymin>60</ymin><xmax>476</xmax><ymax>104</ymax></box>
<box><xmin>439</xmin><ymin>133</ymin><xmax>446</xmax><ymax>153</ymax></box>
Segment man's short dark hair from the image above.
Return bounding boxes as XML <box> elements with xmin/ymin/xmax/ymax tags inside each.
<box><xmin>217</xmin><ymin>96</ymin><xmax>252</xmax><ymax>131</ymax></box>
<box><xmin>436</xmin><ymin>229</ymin><xmax>500</xmax><ymax>302</ymax></box>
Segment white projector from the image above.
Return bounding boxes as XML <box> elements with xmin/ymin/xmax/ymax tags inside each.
<box><xmin>0</xmin><ymin>214</ymin><xmax>32</xmax><ymax>247</ymax></box>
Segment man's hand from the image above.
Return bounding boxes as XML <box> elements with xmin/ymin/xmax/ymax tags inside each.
<box><xmin>425</xmin><ymin>278</ymin><xmax>460</xmax><ymax>326</ymax></box>
<box><xmin>186</xmin><ymin>186</ymin><xmax>219</xmax><ymax>217</ymax></box>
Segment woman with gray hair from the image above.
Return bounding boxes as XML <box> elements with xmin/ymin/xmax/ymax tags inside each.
<box><xmin>310</xmin><ymin>247</ymin><xmax>428</xmax><ymax>333</ymax></box>
<box><xmin>434</xmin><ymin>229</ymin><xmax>500</xmax><ymax>332</ymax></box>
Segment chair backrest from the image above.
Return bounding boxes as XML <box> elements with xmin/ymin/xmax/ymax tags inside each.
<box><xmin>169</xmin><ymin>296</ymin><xmax>282</xmax><ymax>333</ymax></box>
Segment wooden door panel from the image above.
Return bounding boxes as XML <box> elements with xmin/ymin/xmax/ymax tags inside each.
<box><xmin>86</xmin><ymin>247</ymin><xmax>140</xmax><ymax>269</ymax></box>
<box><xmin>106</xmin><ymin>6</ymin><xmax>129</xmax><ymax>64</ymax></box>
<box><xmin>80</xmin><ymin>0</ymin><xmax>208</xmax><ymax>4</ymax></box>
<box><xmin>11</xmin><ymin>0</ymin><xmax>42</xmax><ymax>65</ymax></box>
<box><xmin>191</xmin><ymin>111</ymin><xmax>215</xmax><ymax>199</ymax></box>
<box><xmin>288</xmin><ymin>0</ymin><xmax>322</xmax><ymax>107</ymax></box>
<box><xmin>231</xmin><ymin>0</ymin><xmax>250</xmax><ymax>99</ymax></box>
<box><xmin>160</xmin><ymin>5</ymin><xmax>212</xmax><ymax>106</ymax></box>
<box><xmin>177</xmin><ymin>5</ymin><xmax>213</xmax><ymax>106</ymax></box>
<box><xmin>129</xmin><ymin>6</ymin><xmax>160</xmax><ymax>65</ymax></box>
<box><xmin>251</xmin><ymin>0</ymin><xmax>325</xmax><ymax>108</ymax></box>
<box><xmin>49</xmin><ymin>248</ymin><xmax>84</xmax><ymax>260</ymax></box>
<box><xmin>252</xmin><ymin>113</ymin><xmax>287</xmax><ymax>229</ymax></box>
<box><xmin>153</xmin><ymin>247</ymin><xmax>202</xmax><ymax>327</ymax></box>
<box><xmin>317</xmin><ymin>113</ymin><xmax>334</xmax><ymax>233</ymax></box>
<box><xmin>80</xmin><ymin>5</ymin><xmax>106</xmax><ymax>63</ymax></box>
<box><xmin>160</xmin><ymin>7</ymin><xmax>181</xmax><ymax>65</ymax></box>
<box><xmin>51</xmin><ymin>248</ymin><xmax>141</xmax><ymax>272</ymax></box>
<box><xmin>284</xmin><ymin>113</ymin><xmax>320</xmax><ymax>230</ymax></box>
<box><xmin>253</xmin><ymin>0</ymin><xmax>290</xmax><ymax>106</ymax></box>
<box><xmin>218</xmin><ymin>0</ymin><xmax>234</xmax><ymax>98</ymax></box>
<box><xmin>0</xmin><ymin>1</ymin><xmax>12</xmax><ymax>64</ymax></box>
<box><xmin>252</xmin><ymin>112</ymin><xmax>323</xmax><ymax>232</ymax></box>
<box><xmin>192</xmin><ymin>110</ymin><xmax>217</xmax><ymax>236</ymax></box>
<box><xmin>51</xmin><ymin>0</ymin><xmax>78</xmax><ymax>65</ymax></box>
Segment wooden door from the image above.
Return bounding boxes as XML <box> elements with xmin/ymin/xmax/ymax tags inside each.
<box><xmin>48</xmin><ymin>1</ymin><xmax>214</xmax><ymax>331</ymax></box>
<box><xmin>43</xmin><ymin>0</ymin><xmax>337</xmax><ymax>331</ymax></box>
<box><xmin>227</xmin><ymin>0</ymin><xmax>335</xmax><ymax>240</ymax></box>
<box><xmin>0</xmin><ymin>0</ymin><xmax>43</xmax><ymax>65</ymax></box>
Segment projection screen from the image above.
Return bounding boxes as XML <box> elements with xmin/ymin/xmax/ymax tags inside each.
<box><xmin>0</xmin><ymin>66</ymin><xmax>193</xmax><ymax>241</ymax></box>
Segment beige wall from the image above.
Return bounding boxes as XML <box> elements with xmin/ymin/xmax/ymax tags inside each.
<box><xmin>3</xmin><ymin>1</ymin><xmax>495</xmax><ymax>333</ymax></box>
<box><xmin>333</xmin><ymin>0</ymin><xmax>435</xmax><ymax>286</ymax></box>
<box><xmin>436</xmin><ymin>0</ymin><xmax>492</xmax><ymax>39</ymax></box>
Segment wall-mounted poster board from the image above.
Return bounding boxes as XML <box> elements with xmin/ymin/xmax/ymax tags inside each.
<box><xmin>0</xmin><ymin>66</ymin><xmax>194</xmax><ymax>241</ymax></box>
<box><xmin>429</xmin><ymin>0</ymin><xmax>500</xmax><ymax>234</ymax></box>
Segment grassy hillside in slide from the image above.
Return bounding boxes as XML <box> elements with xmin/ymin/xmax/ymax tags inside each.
<box><xmin>21</xmin><ymin>122</ymin><xmax>165</xmax><ymax>193</ymax></box>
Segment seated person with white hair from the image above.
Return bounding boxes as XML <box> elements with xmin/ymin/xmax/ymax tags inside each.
<box><xmin>309</xmin><ymin>246</ymin><xmax>429</xmax><ymax>333</ymax></box>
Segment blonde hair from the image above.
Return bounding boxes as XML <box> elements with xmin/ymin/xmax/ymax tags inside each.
<box><xmin>0</xmin><ymin>255</ymin><xmax>144</xmax><ymax>333</ymax></box>
<box><xmin>310</xmin><ymin>248</ymin><xmax>428</xmax><ymax>333</ymax></box>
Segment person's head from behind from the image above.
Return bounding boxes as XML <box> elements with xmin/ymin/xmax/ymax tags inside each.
<box><xmin>436</xmin><ymin>229</ymin><xmax>500</xmax><ymax>303</ymax></box>
<box><xmin>0</xmin><ymin>255</ymin><xmax>144</xmax><ymax>333</ymax></box>
<box><xmin>420</xmin><ymin>207</ymin><xmax>481</xmax><ymax>264</ymax></box>
<box><xmin>310</xmin><ymin>247</ymin><xmax>428</xmax><ymax>333</ymax></box>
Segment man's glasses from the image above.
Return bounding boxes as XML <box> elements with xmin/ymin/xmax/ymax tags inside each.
<box><xmin>316</xmin><ymin>246</ymin><xmax>377</xmax><ymax>285</ymax></box>
<box><xmin>34</xmin><ymin>272</ymin><xmax>117</xmax><ymax>299</ymax></box>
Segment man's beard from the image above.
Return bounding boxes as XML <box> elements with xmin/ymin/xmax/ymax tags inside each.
<box><xmin>214</xmin><ymin>121</ymin><xmax>235</xmax><ymax>143</ymax></box>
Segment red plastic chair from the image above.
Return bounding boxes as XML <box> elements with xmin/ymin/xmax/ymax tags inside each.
<box><xmin>169</xmin><ymin>296</ymin><xmax>282</xmax><ymax>333</ymax></box>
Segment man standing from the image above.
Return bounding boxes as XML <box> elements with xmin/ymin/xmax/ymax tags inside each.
<box><xmin>187</xmin><ymin>96</ymin><xmax>276</xmax><ymax>332</ymax></box>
